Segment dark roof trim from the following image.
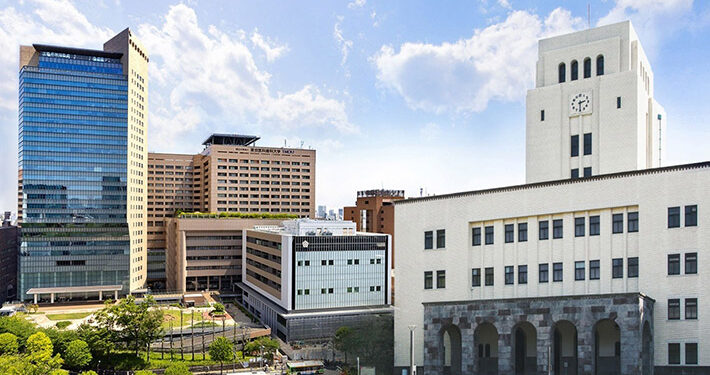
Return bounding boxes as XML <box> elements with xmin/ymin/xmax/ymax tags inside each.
<box><xmin>422</xmin><ymin>292</ymin><xmax>655</xmax><ymax>307</ymax></box>
<box><xmin>33</xmin><ymin>44</ymin><xmax>123</xmax><ymax>59</ymax></box>
<box><xmin>397</xmin><ymin>161</ymin><xmax>710</xmax><ymax>205</ymax></box>
<box><xmin>202</xmin><ymin>133</ymin><xmax>260</xmax><ymax>146</ymax></box>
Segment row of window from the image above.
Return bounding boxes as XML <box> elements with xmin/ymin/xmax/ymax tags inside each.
<box><xmin>570</xmin><ymin>133</ymin><xmax>592</xmax><ymax>157</ymax></box>
<box><xmin>668</xmin><ymin>343</ymin><xmax>698</xmax><ymax>365</ymax></box>
<box><xmin>558</xmin><ymin>55</ymin><xmax>604</xmax><ymax>83</ymax></box>
<box><xmin>668</xmin><ymin>253</ymin><xmax>697</xmax><ymax>275</ymax></box>
<box><xmin>425</xmin><ymin>258</ymin><xmax>640</xmax><ymax>290</ymax></box>
<box><xmin>667</xmin><ymin>298</ymin><xmax>697</xmax><ymax>320</ymax></box>
<box><xmin>471</xmin><ymin>213</ymin><xmax>639</xmax><ymax>246</ymax></box>
<box><xmin>295</xmin><ymin>286</ymin><xmax>382</xmax><ymax>295</ymax></box>
<box><xmin>295</xmin><ymin>258</ymin><xmax>382</xmax><ymax>266</ymax></box>
<box><xmin>668</xmin><ymin>205</ymin><xmax>697</xmax><ymax>228</ymax></box>
<box><xmin>424</xmin><ymin>229</ymin><xmax>446</xmax><ymax>249</ymax></box>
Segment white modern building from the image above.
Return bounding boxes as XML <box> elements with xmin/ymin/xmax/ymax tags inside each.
<box><xmin>393</xmin><ymin>21</ymin><xmax>708</xmax><ymax>375</ymax></box>
<box><xmin>239</xmin><ymin>219</ymin><xmax>392</xmax><ymax>342</ymax></box>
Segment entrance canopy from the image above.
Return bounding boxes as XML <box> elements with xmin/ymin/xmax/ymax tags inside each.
<box><xmin>26</xmin><ymin>285</ymin><xmax>123</xmax><ymax>303</ymax></box>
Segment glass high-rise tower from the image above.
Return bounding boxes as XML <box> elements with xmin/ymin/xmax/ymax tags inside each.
<box><xmin>18</xmin><ymin>29</ymin><xmax>148</xmax><ymax>302</ymax></box>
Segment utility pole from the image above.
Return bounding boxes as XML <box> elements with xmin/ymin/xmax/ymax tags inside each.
<box><xmin>408</xmin><ymin>325</ymin><xmax>416</xmax><ymax>375</ymax></box>
<box><xmin>180</xmin><ymin>310</ymin><xmax>184</xmax><ymax>360</ymax></box>
<box><xmin>202</xmin><ymin>312</ymin><xmax>206</xmax><ymax>359</ymax></box>
<box><xmin>191</xmin><ymin>310</ymin><xmax>195</xmax><ymax>361</ymax></box>
<box><xmin>170</xmin><ymin>320</ymin><xmax>173</xmax><ymax>360</ymax></box>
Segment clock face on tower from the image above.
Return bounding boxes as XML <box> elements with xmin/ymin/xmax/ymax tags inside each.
<box><xmin>569</xmin><ymin>92</ymin><xmax>592</xmax><ymax>116</ymax></box>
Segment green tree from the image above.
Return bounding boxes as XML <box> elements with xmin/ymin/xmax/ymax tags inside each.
<box><xmin>49</xmin><ymin>370</ymin><xmax>69</xmax><ymax>375</ymax></box>
<box><xmin>209</xmin><ymin>337</ymin><xmax>234</xmax><ymax>375</ymax></box>
<box><xmin>334</xmin><ymin>326</ymin><xmax>354</xmax><ymax>364</ymax></box>
<box><xmin>164</xmin><ymin>362</ymin><xmax>192</xmax><ymax>375</ymax></box>
<box><xmin>24</xmin><ymin>332</ymin><xmax>64</xmax><ymax>374</ymax></box>
<box><xmin>0</xmin><ymin>316</ymin><xmax>37</xmax><ymax>350</ymax></box>
<box><xmin>244</xmin><ymin>336</ymin><xmax>279</xmax><ymax>363</ymax></box>
<box><xmin>93</xmin><ymin>295</ymin><xmax>164</xmax><ymax>358</ymax></box>
<box><xmin>41</xmin><ymin>328</ymin><xmax>78</xmax><ymax>357</ymax></box>
<box><xmin>211</xmin><ymin>303</ymin><xmax>225</xmax><ymax>314</ymax></box>
<box><xmin>76</xmin><ymin>323</ymin><xmax>112</xmax><ymax>359</ymax></box>
<box><xmin>63</xmin><ymin>339</ymin><xmax>92</xmax><ymax>370</ymax></box>
<box><xmin>79</xmin><ymin>371</ymin><xmax>99</xmax><ymax>375</ymax></box>
<box><xmin>134</xmin><ymin>370</ymin><xmax>157</xmax><ymax>375</ymax></box>
<box><xmin>0</xmin><ymin>332</ymin><xmax>19</xmax><ymax>355</ymax></box>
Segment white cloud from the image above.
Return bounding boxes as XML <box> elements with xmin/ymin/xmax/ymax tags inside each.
<box><xmin>597</xmin><ymin>0</ymin><xmax>693</xmax><ymax>56</ymax></box>
<box><xmin>497</xmin><ymin>0</ymin><xmax>512</xmax><ymax>10</ymax></box>
<box><xmin>250</xmin><ymin>28</ymin><xmax>288</xmax><ymax>62</ymax></box>
<box><xmin>136</xmin><ymin>4</ymin><xmax>355</xmax><ymax>151</ymax></box>
<box><xmin>373</xmin><ymin>8</ymin><xmax>584</xmax><ymax>113</ymax></box>
<box><xmin>333</xmin><ymin>17</ymin><xmax>353</xmax><ymax>68</ymax></box>
<box><xmin>347</xmin><ymin>0</ymin><xmax>366</xmax><ymax>10</ymax></box>
<box><xmin>419</xmin><ymin>122</ymin><xmax>441</xmax><ymax>139</ymax></box>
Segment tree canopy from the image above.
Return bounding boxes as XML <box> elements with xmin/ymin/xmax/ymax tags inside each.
<box><xmin>63</xmin><ymin>340</ymin><xmax>92</xmax><ymax>369</ymax></box>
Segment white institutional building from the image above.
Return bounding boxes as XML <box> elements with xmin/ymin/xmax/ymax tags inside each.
<box><xmin>393</xmin><ymin>21</ymin><xmax>708</xmax><ymax>375</ymax></box>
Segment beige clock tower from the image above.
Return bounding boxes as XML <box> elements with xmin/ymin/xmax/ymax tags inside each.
<box><xmin>525</xmin><ymin>21</ymin><xmax>666</xmax><ymax>183</ymax></box>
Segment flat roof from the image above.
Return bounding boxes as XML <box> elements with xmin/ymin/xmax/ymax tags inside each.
<box><xmin>396</xmin><ymin>161</ymin><xmax>710</xmax><ymax>205</ymax></box>
<box><xmin>33</xmin><ymin>44</ymin><xmax>123</xmax><ymax>60</ymax></box>
<box><xmin>202</xmin><ymin>133</ymin><xmax>260</xmax><ymax>146</ymax></box>
<box><xmin>26</xmin><ymin>285</ymin><xmax>123</xmax><ymax>294</ymax></box>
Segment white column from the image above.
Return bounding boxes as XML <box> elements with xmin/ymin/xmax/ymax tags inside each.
<box><xmin>50</xmin><ymin>293</ymin><xmax>54</xmax><ymax>304</ymax></box>
<box><xmin>33</xmin><ymin>294</ymin><xmax>37</xmax><ymax>304</ymax></box>
<box><xmin>114</xmin><ymin>290</ymin><xmax>118</xmax><ymax>300</ymax></box>
<box><xmin>99</xmin><ymin>290</ymin><xmax>103</xmax><ymax>301</ymax></box>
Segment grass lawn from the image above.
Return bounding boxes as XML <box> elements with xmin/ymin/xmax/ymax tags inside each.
<box><xmin>161</xmin><ymin>309</ymin><xmax>204</xmax><ymax>329</ymax></box>
<box><xmin>46</xmin><ymin>312</ymin><xmax>92</xmax><ymax>320</ymax></box>
<box><xmin>102</xmin><ymin>350</ymin><xmax>249</xmax><ymax>370</ymax></box>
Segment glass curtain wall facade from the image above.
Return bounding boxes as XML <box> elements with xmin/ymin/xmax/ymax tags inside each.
<box><xmin>18</xmin><ymin>47</ymin><xmax>130</xmax><ymax>300</ymax></box>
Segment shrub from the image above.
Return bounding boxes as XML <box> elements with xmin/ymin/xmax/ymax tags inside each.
<box><xmin>164</xmin><ymin>362</ymin><xmax>192</xmax><ymax>375</ymax></box>
<box><xmin>79</xmin><ymin>371</ymin><xmax>99</xmax><ymax>375</ymax></box>
<box><xmin>134</xmin><ymin>371</ymin><xmax>157</xmax><ymax>375</ymax></box>
<box><xmin>55</xmin><ymin>321</ymin><xmax>71</xmax><ymax>329</ymax></box>
<box><xmin>0</xmin><ymin>333</ymin><xmax>19</xmax><ymax>355</ymax></box>
<box><xmin>211</xmin><ymin>303</ymin><xmax>225</xmax><ymax>314</ymax></box>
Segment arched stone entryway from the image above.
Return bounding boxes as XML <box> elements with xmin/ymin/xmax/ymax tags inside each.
<box><xmin>511</xmin><ymin>321</ymin><xmax>537</xmax><ymax>375</ymax></box>
<box><xmin>552</xmin><ymin>320</ymin><xmax>578</xmax><ymax>375</ymax></box>
<box><xmin>594</xmin><ymin>319</ymin><xmax>621</xmax><ymax>375</ymax></box>
<box><xmin>440</xmin><ymin>324</ymin><xmax>462</xmax><ymax>375</ymax></box>
<box><xmin>474</xmin><ymin>322</ymin><xmax>498</xmax><ymax>375</ymax></box>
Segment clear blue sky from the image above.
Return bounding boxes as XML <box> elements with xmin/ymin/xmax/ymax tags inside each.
<box><xmin>1</xmin><ymin>0</ymin><xmax>709</xmax><ymax>213</ymax></box>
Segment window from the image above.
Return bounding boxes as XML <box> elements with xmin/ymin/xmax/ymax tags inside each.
<box><xmin>590</xmin><ymin>215</ymin><xmax>600</xmax><ymax>235</ymax></box>
<box><xmin>553</xmin><ymin>263</ymin><xmax>563</xmax><ymax>282</ymax></box>
<box><xmin>617</xmin><ymin>96</ymin><xmax>622</xmax><ymax>109</ymax></box>
<box><xmin>628</xmin><ymin>257</ymin><xmax>638</xmax><ymax>278</ymax></box>
<box><xmin>436</xmin><ymin>270</ymin><xmax>446</xmax><ymax>289</ymax></box>
<box><xmin>668</xmin><ymin>343</ymin><xmax>680</xmax><ymax>365</ymax></box>
<box><xmin>571</xmin><ymin>60</ymin><xmax>578</xmax><ymax>80</ymax></box>
<box><xmin>668</xmin><ymin>254</ymin><xmax>681</xmax><ymax>275</ymax></box>
<box><xmin>518</xmin><ymin>223</ymin><xmax>528</xmax><ymax>242</ymax></box>
<box><xmin>424</xmin><ymin>271</ymin><xmax>433</xmax><ymax>289</ymax></box>
<box><xmin>485</xmin><ymin>267</ymin><xmax>494</xmax><ymax>286</ymax></box>
<box><xmin>571</xmin><ymin>169</ymin><xmax>579</xmax><ymax>179</ymax></box>
<box><xmin>685</xmin><ymin>253</ymin><xmax>697</xmax><ymax>274</ymax></box>
<box><xmin>347</xmin><ymin>259</ymin><xmax>353</xmax><ymax>265</ymax></box>
<box><xmin>612</xmin><ymin>258</ymin><xmax>623</xmax><ymax>278</ymax></box>
<box><xmin>472</xmin><ymin>268</ymin><xmax>481</xmax><ymax>287</ymax></box>
<box><xmin>541</xmin><ymin>110</ymin><xmax>545</xmax><ymax>121</ymax></box>
<box><xmin>558</xmin><ymin>62</ymin><xmax>566</xmax><ymax>83</ymax></box>
<box><xmin>571</xmin><ymin>135</ymin><xmax>579</xmax><ymax>157</ymax></box>
<box><xmin>472</xmin><ymin>227</ymin><xmax>481</xmax><ymax>246</ymax></box>
<box><xmin>596</xmin><ymin>55</ymin><xmax>604</xmax><ymax>75</ymax></box>
<box><xmin>685</xmin><ymin>205</ymin><xmax>697</xmax><ymax>227</ymax></box>
<box><xmin>505</xmin><ymin>224</ymin><xmax>514</xmax><ymax>243</ymax></box>
<box><xmin>583</xmin><ymin>167</ymin><xmax>592</xmax><ymax>178</ymax></box>
<box><xmin>424</xmin><ymin>231</ymin><xmax>433</xmax><ymax>249</ymax></box>
<box><xmin>612</xmin><ymin>214</ymin><xmax>624</xmax><ymax>233</ymax></box>
<box><xmin>575</xmin><ymin>217</ymin><xmax>585</xmax><ymax>237</ymax></box>
<box><xmin>553</xmin><ymin>219</ymin><xmax>563</xmax><ymax>239</ymax></box>
<box><xmin>668</xmin><ymin>207</ymin><xmax>681</xmax><ymax>228</ymax></box>
<box><xmin>628</xmin><ymin>212</ymin><xmax>639</xmax><ymax>232</ymax></box>
<box><xmin>505</xmin><ymin>266</ymin><xmax>514</xmax><ymax>285</ymax></box>
<box><xmin>590</xmin><ymin>260</ymin><xmax>600</xmax><ymax>280</ymax></box>
<box><xmin>686</xmin><ymin>298</ymin><xmax>698</xmax><ymax>320</ymax></box>
<box><xmin>584</xmin><ymin>57</ymin><xmax>591</xmax><ymax>78</ymax></box>
<box><xmin>518</xmin><ymin>265</ymin><xmax>528</xmax><ymax>284</ymax></box>
<box><xmin>583</xmin><ymin>133</ymin><xmax>592</xmax><ymax>155</ymax></box>
<box><xmin>539</xmin><ymin>264</ymin><xmax>549</xmax><ymax>283</ymax></box>
<box><xmin>539</xmin><ymin>221</ymin><xmax>549</xmax><ymax>240</ymax></box>
<box><xmin>668</xmin><ymin>299</ymin><xmax>680</xmax><ymax>320</ymax></box>
<box><xmin>485</xmin><ymin>226</ymin><xmax>494</xmax><ymax>245</ymax></box>
<box><xmin>686</xmin><ymin>343</ymin><xmax>698</xmax><ymax>365</ymax></box>
<box><xmin>575</xmin><ymin>261</ymin><xmax>585</xmax><ymax>280</ymax></box>
<box><xmin>436</xmin><ymin>229</ymin><xmax>446</xmax><ymax>248</ymax></box>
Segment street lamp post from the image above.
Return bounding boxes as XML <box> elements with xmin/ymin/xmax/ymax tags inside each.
<box><xmin>408</xmin><ymin>325</ymin><xmax>416</xmax><ymax>375</ymax></box>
